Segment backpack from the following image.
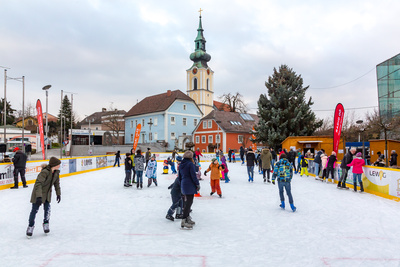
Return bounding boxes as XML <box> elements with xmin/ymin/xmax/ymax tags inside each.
<box><xmin>278</xmin><ymin>160</ymin><xmax>291</xmax><ymax>180</ymax></box>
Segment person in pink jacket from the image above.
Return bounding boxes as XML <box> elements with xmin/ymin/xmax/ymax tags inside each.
<box><xmin>347</xmin><ymin>152</ymin><xmax>365</xmax><ymax>192</ymax></box>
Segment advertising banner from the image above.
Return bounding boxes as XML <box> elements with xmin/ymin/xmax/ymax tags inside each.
<box><xmin>333</xmin><ymin>103</ymin><xmax>344</xmax><ymax>154</ymax></box>
<box><xmin>36</xmin><ymin>99</ymin><xmax>45</xmax><ymax>160</ymax></box>
<box><xmin>132</xmin><ymin>124</ymin><xmax>142</xmax><ymax>152</ymax></box>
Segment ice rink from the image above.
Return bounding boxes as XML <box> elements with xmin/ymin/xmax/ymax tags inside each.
<box><xmin>1</xmin><ymin>161</ymin><xmax>400</xmax><ymax>267</ymax></box>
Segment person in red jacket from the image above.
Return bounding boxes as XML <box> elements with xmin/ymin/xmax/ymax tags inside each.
<box><xmin>347</xmin><ymin>152</ymin><xmax>365</xmax><ymax>192</ymax></box>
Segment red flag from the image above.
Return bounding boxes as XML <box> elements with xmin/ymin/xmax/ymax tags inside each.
<box><xmin>132</xmin><ymin>124</ymin><xmax>141</xmax><ymax>152</ymax></box>
<box><xmin>333</xmin><ymin>103</ymin><xmax>345</xmax><ymax>154</ymax></box>
<box><xmin>36</xmin><ymin>99</ymin><xmax>46</xmax><ymax>160</ymax></box>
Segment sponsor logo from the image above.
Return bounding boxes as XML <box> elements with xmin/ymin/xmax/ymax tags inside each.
<box><xmin>369</xmin><ymin>170</ymin><xmax>386</xmax><ymax>180</ymax></box>
<box><xmin>0</xmin><ymin>165</ymin><xmax>14</xmax><ymax>182</ymax></box>
<box><xmin>26</xmin><ymin>166</ymin><xmax>44</xmax><ymax>174</ymax></box>
<box><xmin>81</xmin><ymin>159</ymin><xmax>93</xmax><ymax>167</ymax></box>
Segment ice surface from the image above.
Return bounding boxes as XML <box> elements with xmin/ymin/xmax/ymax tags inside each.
<box><xmin>1</xmin><ymin>162</ymin><xmax>400</xmax><ymax>267</ymax></box>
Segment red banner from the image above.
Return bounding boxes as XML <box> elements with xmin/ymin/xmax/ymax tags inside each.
<box><xmin>251</xmin><ymin>127</ymin><xmax>257</xmax><ymax>151</ymax></box>
<box><xmin>132</xmin><ymin>124</ymin><xmax>141</xmax><ymax>152</ymax></box>
<box><xmin>36</xmin><ymin>99</ymin><xmax>46</xmax><ymax>160</ymax></box>
<box><xmin>333</xmin><ymin>103</ymin><xmax>345</xmax><ymax>154</ymax></box>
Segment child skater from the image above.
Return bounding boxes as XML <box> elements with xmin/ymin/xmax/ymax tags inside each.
<box><xmin>320</xmin><ymin>153</ymin><xmax>328</xmax><ymax>182</ymax></box>
<box><xmin>232</xmin><ymin>151</ymin><xmax>236</xmax><ymax>163</ymax></box>
<box><xmin>300</xmin><ymin>155</ymin><xmax>309</xmax><ymax>177</ymax></box>
<box><xmin>326</xmin><ymin>151</ymin><xmax>337</xmax><ymax>183</ymax></box>
<box><xmin>134</xmin><ymin>149</ymin><xmax>145</xmax><ymax>189</ymax></box>
<box><xmin>124</xmin><ymin>153</ymin><xmax>133</xmax><ymax>187</ymax></box>
<box><xmin>204</xmin><ymin>158</ymin><xmax>223</xmax><ymax>197</ymax></box>
<box><xmin>166</xmin><ymin>156</ymin><xmax>184</xmax><ymax>221</ymax></box>
<box><xmin>347</xmin><ymin>152</ymin><xmax>365</xmax><ymax>192</ymax></box>
<box><xmin>146</xmin><ymin>154</ymin><xmax>158</xmax><ymax>187</ymax></box>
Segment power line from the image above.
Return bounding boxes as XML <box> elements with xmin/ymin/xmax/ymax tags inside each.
<box><xmin>313</xmin><ymin>106</ymin><xmax>378</xmax><ymax>112</ymax></box>
<box><xmin>309</xmin><ymin>67</ymin><xmax>376</xmax><ymax>90</ymax></box>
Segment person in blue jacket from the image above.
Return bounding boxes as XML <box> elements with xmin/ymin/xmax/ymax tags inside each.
<box><xmin>165</xmin><ymin>157</ymin><xmax>184</xmax><ymax>221</ymax></box>
<box><xmin>178</xmin><ymin>150</ymin><xmax>200</xmax><ymax>229</ymax></box>
<box><xmin>272</xmin><ymin>154</ymin><xmax>296</xmax><ymax>212</ymax></box>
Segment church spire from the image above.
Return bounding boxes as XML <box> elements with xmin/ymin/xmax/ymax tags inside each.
<box><xmin>190</xmin><ymin>10</ymin><xmax>211</xmax><ymax>68</ymax></box>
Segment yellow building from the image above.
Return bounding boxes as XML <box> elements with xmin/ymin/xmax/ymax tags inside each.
<box><xmin>281</xmin><ymin>136</ymin><xmax>345</xmax><ymax>159</ymax></box>
<box><xmin>186</xmin><ymin>13</ymin><xmax>214</xmax><ymax>117</ymax></box>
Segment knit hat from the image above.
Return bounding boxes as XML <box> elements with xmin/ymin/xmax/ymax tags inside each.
<box><xmin>183</xmin><ymin>150</ymin><xmax>193</xmax><ymax>159</ymax></box>
<box><xmin>176</xmin><ymin>156</ymin><xmax>183</xmax><ymax>162</ymax></box>
<box><xmin>49</xmin><ymin>157</ymin><xmax>61</xmax><ymax>167</ymax></box>
<box><xmin>356</xmin><ymin>152</ymin><xmax>362</xmax><ymax>157</ymax></box>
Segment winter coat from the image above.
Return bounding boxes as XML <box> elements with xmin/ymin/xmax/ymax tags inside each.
<box><xmin>314</xmin><ymin>151</ymin><xmax>322</xmax><ymax>164</ymax></box>
<box><xmin>125</xmin><ymin>157</ymin><xmax>132</xmax><ymax>170</ymax></box>
<box><xmin>321</xmin><ymin>155</ymin><xmax>328</xmax><ymax>170</ymax></box>
<box><xmin>145</xmin><ymin>151</ymin><xmax>151</xmax><ymax>161</ymax></box>
<box><xmin>134</xmin><ymin>155</ymin><xmax>145</xmax><ymax>171</ymax></box>
<box><xmin>206</xmin><ymin>163</ymin><xmax>223</xmax><ymax>180</ymax></box>
<box><xmin>168</xmin><ymin>177</ymin><xmax>181</xmax><ymax>198</ymax></box>
<box><xmin>240</xmin><ymin>146</ymin><xmax>245</xmax><ymax>156</ymax></box>
<box><xmin>271</xmin><ymin>150</ymin><xmax>277</xmax><ymax>160</ymax></box>
<box><xmin>12</xmin><ymin>150</ymin><xmax>27</xmax><ymax>169</ymax></box>
<box><xmin>246</xmin><ymin>151</ymin><xmax>256</xmax><ymax>166</ymax></box>
<box><xmin>145</xmin><ymin>159</ymin><xmax>157</xmax><ymax>178</ymax></box>
<box><xmin>288</xmin><ymin>150</ymin><xmax>296</xmax><ymax>163</ymax></box>
<box><xmin>178</xmin><ymin>158</ymin><xmax>199</xmax><ymax>195</ymax></box>
<box><xmin>390</xmin><ymin>153</ymin><xmax>398</xmax><ymax>166</ymax></box>
<box><xmin>300</xmin><ymin>157</ymin><xmax>308</xmax><ymax>168</ymax></box>
<box><xmin>347</xmin><ymin>157</ymin><xmax>364</xmax><ymax>174</ymax></box>
<box><xmin>30</xmin><ymin>165</ymin><xmax>61</xmax><ymax>204</ymax></box>
<box><xmin>340</xmin><ymin>151</ymin><xmax>354</xmax><ymax>170</ymax></box>
<box><xmin>272</xmin><ymin>158</ymin><xmax>293</xmax><ymax>182</ymax></box>
<box><xmin>260</xmin><ymin>149</ymin><xmax>272</xmax><ymax>169</ymax></box>
<box><xmin>115</xmin><ymin>151</ymin><xmax>121</xmax><ymax>160</ymax></box>
<box><xmin>327</xmin><ymin>155</ymin><xmax>337</xmax><ymax>169</ymax></box>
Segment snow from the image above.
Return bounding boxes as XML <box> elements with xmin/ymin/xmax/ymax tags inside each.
<box><xmin>1</xmin><ymin>161</ymin><xmax>400</xmax><ymax>267</ymax></box>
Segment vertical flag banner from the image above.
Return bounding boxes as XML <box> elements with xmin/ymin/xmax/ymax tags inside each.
<box><xmin>36</xmin><ymin>99</ymin><xmax>45</xmax><ymax>160</ymax></box>
<box><xmin>132</xmin><ymin>124</ymin><xmax>142</xmax><ymax>152</ymax></box>
<box><xmin>333</xmin><ymin>103</ymin><xmax>345</xmax><ymax>154</ymax></box>
<box><xmin>251</xmin><ymin>126</ymin><xmax>257</xmax><ymax>151</ymax></box>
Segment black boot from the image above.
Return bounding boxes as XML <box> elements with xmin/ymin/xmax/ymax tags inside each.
<box><xmin>360</xmin><ymin>182</ymin><xmax>364</xmax><ymax>192</ymax></box>
<box><xmin>337</xmin><ymin>181</ymin><xmax>342</xmax><ymax>188</ymax></box>
<box><xmin>353</xmin><ymin>182</ymin><xmax>357</xmax><ymax>192</ymax></box>
<box><xmin>341</xmin><ymin>180</ymin><xmax>348</xmax><ymax>189</ymax></box>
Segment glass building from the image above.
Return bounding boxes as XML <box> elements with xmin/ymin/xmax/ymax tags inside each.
<box><xmin>376</xmin><ymin>53</ymin><xmax>400</xmax><ymax>121</ymax></box>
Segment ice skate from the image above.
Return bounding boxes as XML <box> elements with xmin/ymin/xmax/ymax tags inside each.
<box><xmin>165</xmin><ymin>214</ymin><xmax>174</xmax><ymax>221</ymax></box>
<box><xmin>280</xmin><ymin>201</ymin><xmax>285</xmax><ymax>209</ymax></box>
<box><xmin>186</xmin><ymin>216</ymin><xmax>196</xmax><ymax>225</ymax></box>
<box><xmin>290</xmin><ymin>203</ymin><xmax>297</xmax><ymax>212</ymax></box>
<box><xmin>26</xmin><ymin>226</ymin><xmax>34</xmax><ymax>237</ymax></box>
<box><xmin>43</xmin><ymin>223</ymin><xmax>50</xmax><ymax>233</ymax></box>
<box><xmin>181</xmin><ymin>218</ymin><xmax>193</xmax><ymax>230</ymax></box>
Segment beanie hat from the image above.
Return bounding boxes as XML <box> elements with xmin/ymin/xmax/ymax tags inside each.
<box><xmin>183</xmin><ymin>150</ymin><xmax>193</xmax><ymax>159</ymax></box>
<box><xmin>280</xmin><ymin>153</ymin><xmax>287</xmax><ymax>159</ymax></box>
<box><xmin>176</xmin><ymin>156</ymin><xmax>183</xmax><ymax>162</ymax></box>
<box><xmin>49</xmin><ymin>157</ymin><xmax>61</xmax><ymax>167</ymax></box>
<box><xmin>356</xmin><ymin>152</ymin><xmax>362</xmax><ymax>157</ymax></box>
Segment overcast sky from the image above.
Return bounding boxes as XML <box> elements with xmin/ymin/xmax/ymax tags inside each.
<box><xmin>1</xmin><ymin>0</ymin><xmax>399</xmax><ymax>123</ymax></box>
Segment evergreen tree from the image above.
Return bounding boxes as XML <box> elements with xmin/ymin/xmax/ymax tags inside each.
<box><xmin>255</xmin><ymin>65</ymin><xmax>322</xmax><ymax>149</ymax></box>
<box><xmin>0</xmin><ymin>98</ymin><xmax>16</xmax><ymax>125</ymax></box>
<box><xmin>58</xmin><ymin>96</ymin><xmax>75</xmax><ymax>139</ymax></box>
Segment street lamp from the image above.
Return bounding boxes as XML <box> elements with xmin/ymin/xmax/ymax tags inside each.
<box><xmin>356</xmin><ymin>120</ymin><xmax>365</xmax><ymax>160</ymax></box>
<box><xmin>42</xmin><ymin>85</ymin><xmax>51</xmax><ymax>159</ymax></box>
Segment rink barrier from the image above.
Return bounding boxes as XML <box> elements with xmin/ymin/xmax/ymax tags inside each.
<box><xmin>0</xmin><ymin>153</ymin><xmax>215</xmax><ymax>190</ymax></box>
<box><xmin>305</xmin><ymin>158</ymin><xmax>400</xmax><ymax>202</ymax></box>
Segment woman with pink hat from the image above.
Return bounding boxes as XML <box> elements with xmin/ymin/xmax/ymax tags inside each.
<box><xmin>347</xmin><ymin>152</ymin><xmax>365</xmax><ymax>192</ymax></box>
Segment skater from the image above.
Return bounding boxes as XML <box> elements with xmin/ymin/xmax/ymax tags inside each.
<box><xmin>124</xmin><ymin>153</ymin><xmax>133</xmax><ymax>187</ymax></box>
<box><xmin>204</xmin><ymin>158</ymin><xmax>223</xmax><ymax>197</ymax></box>
<box><xmin>246</xmin><ymin>148</ymin><xmax>256</xmax><ymax>182</ymax></box>
<box><xmin>145</xmin><ymin>148</ymin><xmax>151</xmax><ymax>170</ymax></box>
<box><xmin>228</xmin><ymin>148</ymin><xmax>232</xmax><ymax>163</ymax></box>
<box><xmin>11</xmin><ymin>148</ymin><xmax>28</xmax><ymax>189</ymax></box>
<box><xmin>171</xmin><ymin>148</ymin><xmax>179</xmax><ymax>162</ymax></box>
<box><xmin>26</xmin><ymin>157</ymin><xmax>62</xmax><ymax>237</ymax></box>
<box><xmin>131</xmin><ymin>152</ymin><xmax>136</xmax><ymax>183</ymax></box>
<box><xmin>240</xmin><ymin>146</ymin><xmax>245</xmax><ymax>165</ymax></box>
<box><xmin>347</xmin><ymin>152</ymin><xmax>365</xmax><ymax>192</ymax></box>
<box><xmin>271</xmin><ymin>148</ymin><xmax>277</xmax><ymax>171</ymax></box>
<box><xmin>113</xmin><ymin>150</ymin><xmax>121</xmax><ymax>167</ymax></box>
<box><xmin>260</xmin><ymin>147</ymin><xmax>272</xmax><ymax>183</ymax></box>
<box><xmin>166</xmin><ymin>176</ymin><xmax>184</xmax><ymax>221</ymax></box>
<box><xmin>256</xmin><ymin>151</ymin><xmax>263</xmax><ymax>174</ymax></box>
<box><xmin>320</xmin><ymin>153</ymin><xmax>328</xmax><ymax>181</ymax></box>
<box><xmin>272</xmin><ymin>154</ymin><xmax>296</xmax><ymax>212</ymax></box>
<box><xmin>221</xmin><ymin>161</ymin><xmax>230</xmax><ymax>183</ymax></box>
<box><xmin>313</xmin><ymin>149</ymin><xmax>324</xmax><ymax>178</ymax></box>
<box><xmin>296</xmin><ymin>150</ymin><xmax>302</xmax><ymax>174</ymax></box>
<box><xmin>232</xmin><ymin>151</ymin><xmax>236</xmax><ymax>163</ymax></box>
<box><xmin>338</xmin><ymin>147</ymin><xmax>356</xmax><ymax>189</ymax></box>
<box><xmin>390</xmin><ymin>150</ymin><xmax>397</xmax><ymax>167</ymax></box>
<box><xmin>146</xmin><ymin>155</ymin><xmax>158</xmax><ymax>187</ymax></box>
<box><xmin>288</xmin><ymin>149</ymin><xmax>296</xmax><ymax>173</ymax></box>
<box><xmin>179</xmin><ymin>151</ymin><xmax>200</xmax><ymax>229</ymax></box>
<box><xmin>134</xmin><ymin>149</ymin><xmax>145</xmax><ymax>189</ymax></box>
<box><xmin>195</xmin><ymin>148</ymin><xmax>203</xmax><ymax>163</ymax></box>
<box><xmin>326</xmin><ymin>151</ymin><xmax>337</xmax><ymax>183</ymax></box>
<box><xmin>299</xmin><ymin>155</ymin><xmax>309</xmax><ymax>177</ymax></box>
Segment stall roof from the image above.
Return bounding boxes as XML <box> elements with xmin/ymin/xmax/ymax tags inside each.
<box><xmin>297</xmin><ymin>140</ymin><xmax>323</xmax><ymax>143</ymax></box>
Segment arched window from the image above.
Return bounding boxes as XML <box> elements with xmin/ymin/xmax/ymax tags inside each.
<box><xmin>206</xmin><ymin>78</ymin><xmax>209</xmax><ymax>90</ymax></box>
<box><xmin>193</xmin><ymin>78</ymin><xmax>198</xmax><ymax>90</ymax></box>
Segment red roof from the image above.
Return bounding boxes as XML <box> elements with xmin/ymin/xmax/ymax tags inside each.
<box><xmin>213</xmin><ymin>100</ymin><xmax>231</xmax><ymax>112</ymax></box>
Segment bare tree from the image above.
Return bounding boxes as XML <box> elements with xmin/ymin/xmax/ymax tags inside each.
<box><xmin>102</xmin><ymin>106</ymin><xmax>126</xmax><ymax>145</ymax></box>
<box><xmin>314</xmin><ymin>117</ymin><xmax>333</xmax><ymax>136</ymax></box>
<box><xmin>15</xmin><ymin>102</ymin><xmax>36</xmax><ymax>118</ymax></box>
<box><xmin>219</xmin><ymin>92</ymin><xmax>248</xmax><ymax>113</ymax></box>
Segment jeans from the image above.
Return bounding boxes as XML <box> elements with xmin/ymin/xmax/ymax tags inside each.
<box><xmin>353</xmin><ymin>173</ymin><xmax>362</xmax><ymax>184</ymax></box>
<box><xmin>28</xmin><ymin>201</ymin><xmax>51</xmax><ymax>227</ymax></box>
<box><xmin>247</xmin><ymin>166</ymin><xmax>254</xmax><ymax>181</ymax></box>
<box><xmin>136</xmin><ymin>170</ymin><xmax>143</xmax><ymax>184</ymax></box>
<box><xmin>278</xmin><ymin>181</ymin><xmax>294</xmax><ymax>204</ymax></box>
<box><xmin>271</xmin><ymin>159</ymin><xmax>276</xmax><ymax>170</ymax></box>
<box><xmin>340</xmin><ymin>168</ymin><xmax>348</xmax><ymax>183</ymax></box>
<box><xmin>168</xmin><ymin>194</ymin><xmax>183</xmax><ymax>216</ymax></box>
<box><xmin>114</xmin><ymin>157</ymin><xmax>120</xmax><ymax>167</ymax></box>
<box><xmin>314</xmin><ymin>162</ymin><xmax>320</xmax><ymax>177</ymax></box>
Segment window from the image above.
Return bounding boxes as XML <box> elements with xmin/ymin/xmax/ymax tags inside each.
<box><xmin>207</xmin><ymin>78</ymin><xmax>209</xmax><ymax>90</ymax></box>
<box><xmin>95</xmin><ymin>127</ymin><xmax>98</xmax><ymax>130</ymax></box>
<box><xmin>196</xmin><ymin>136</ymin><xmax>200</xmax><ymax>144</ymax></box>
<box><xmin>183</xmin><ymin>118</ymin><xmax>187</xmax><ymax>126</ymax></box>
<box><xmin>171</xmin><ymin>116</ymin><xmax>175</xmax><ymax>125</ymax></box>
<box><xmin>203</xmin><ymin>121</ymin><xmax>207</xmax><ymax>129</ymax></box>
<box><xmin>216</xmin><ymin>134</ymin><xmax>220</xmax><ymax>143</ymax></box>
<box><xmin>208</xmin><ymin>135</ymin><xmax>213</xmax><ymax>143</ymax></box>
<box><xmin>171</xmin><ymin>132</ymin><xmax>176</xmax><ymax>139</ymax></box>
<box><xmin>142</xmin><ymin>119</ymin><xmax>145</xmax><ymax>126</ymax></box>
<box><xmin>142</xmin><ymin>133</ymin><xmax>146</xmax><ymax>142</ymax></box>
<box><xmin>202</xmin><ymin>149</ymin><xmax>206</xmax><ymax>153</ymax></box>
<box><xmin>154</xmin><ymin>132</ymin><xmax>158</xmax><ymax>140</ymax></box>
<box><xmin>28</xmin><ymin>119</ymin><xmax>33</xmax><ymax>126</ymax></box>
<box><xmin>193</xmin><ymin>78</ymin><xmax>198</xmax><ymax>90</ymax></box>
<box><xmin>238</xmin><ymin>135</ymin><xmax>244</xmax><ymax>143</ymax></box>
<box><xmin>130</xmin><ymin>121</ymin><xmax>133</xmax><ymax>128</ymax></box>
<box><xmin>194</xmin><ymin>119</ymin><xmax>198</xmax><ymax>126</ymax></box>
<box><xmin>201</xmin><ymin>135</ymin><xmax>206</xmax><ymax>143</ymax></box>
<box><xmin>208</xmin><ymin>120</ymin><xmax>212</xmax><ymax>128</ymax></box>
<box><xmin>149</xmin><ymin>132</ymin><xmax>153</xmax><ymax>141</ymax></box>
<box><xmin>182</xmin><ymin>133</ymin><xmax>186</xmax><ymax>136</ymax></box>
<box><xmin>154</xmin><ymin>118</ymin><xmax>158</xmax><ymax>126</ymax></box>
<box><xmin>135</xmin><ymin>120</ymin><xmax>138</xmax><ymax>127</ymax></box>
<box><xmin>130</xmin><ymin>134</ymin><xmax>134</xmax><ymax>142</ymax></box>
<box><xmin>183</xmin><ymin>104</ymin><xmax>187</xmax><ymax>111</ymax></box>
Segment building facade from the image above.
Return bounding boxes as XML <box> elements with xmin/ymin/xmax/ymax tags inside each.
<box><xmin>124</xmin><ymin>90</ymin><xmax>202</xmax><ymax>151</ymax></box>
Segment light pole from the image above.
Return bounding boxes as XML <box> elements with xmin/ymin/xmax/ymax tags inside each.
<box><xmin>42</xmin><ymin>85</ymin><xmax>51</xmax><ymax>159</ymax></box>
<box><xmin>356</xmin><ymin>120</ymin><xmax>365</xmax><ymax>160</ymax></box>
<box><xmin>64</xmin><ymin>91</ymin><xmax>77</xmax><ymax>157</ymax></box>
<box><xmin>86</xmin><ymin>116</ymin><xmax>93</xmax><ymax>155</ymax></box>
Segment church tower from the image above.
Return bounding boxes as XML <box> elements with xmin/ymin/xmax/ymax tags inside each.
<box><xmin>187</xmin><ymin>11</ymin><xmax>214</xmax><ymax>117</ymax></box>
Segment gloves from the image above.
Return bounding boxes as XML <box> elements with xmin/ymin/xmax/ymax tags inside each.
<box><xmin>36</xmin><ymin>197</ymin><xmax>42</xmax><ymax>206</ymax></box>
<box><xmin>57</xmin><ymin>195</ymin><xmax>61</xmax><ymax>203</ymax></box>
<box><xmin>196</xmin><ymin>185</ymin><xmax>201</xmax><ymax>192</ymax></box>
<box><xmin>272</xmin><ymin>180</ymin><xmax>275</xmax><ymax>185</ymax></box>
<box><xmin>204</xmin><ymin>171</ymin><xmax>207</xmax><ymax>176</ymax></box>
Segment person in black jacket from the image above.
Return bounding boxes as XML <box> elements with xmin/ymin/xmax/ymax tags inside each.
<box><xmin>313</xmin><ymin>149</ymin><xmax>324</xmax><ymax>178</ymax></box>
<box><xmin>11</xmin><ymin>149</ymin><xmax>28</xmax><ymax>189</ymax></box>
<box><xmin>246</xmin><ymin>148</ymin><xmax>256</xmax><ymax>182</ymax></box>
<box><xmin>288</xmin><ymin>149</ymin><xmax>297</xmax><ymax>172</ymax></box>
<box><xmin>124</xmin><ymin>153</ymin><xmax>133</xmax><ymax>187</ymax></box>
<box><xmin>113</xmin><ymin>150</ymin><xmax>121</xmax><ymax>167</ymax></box>
<box><xmin>338</xmin><ymin>147</ymin><xmax>356</xmax><ymax>189</ymax></box>
<box><xmin>271</xmin><ymin>148</ymin><xmax>277</xmax><ymax>170</ymax></box>
<box><xmin>390</xmin><ymin>150</ymin><xmax>397</xmax><ymax>167</ymax></box>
